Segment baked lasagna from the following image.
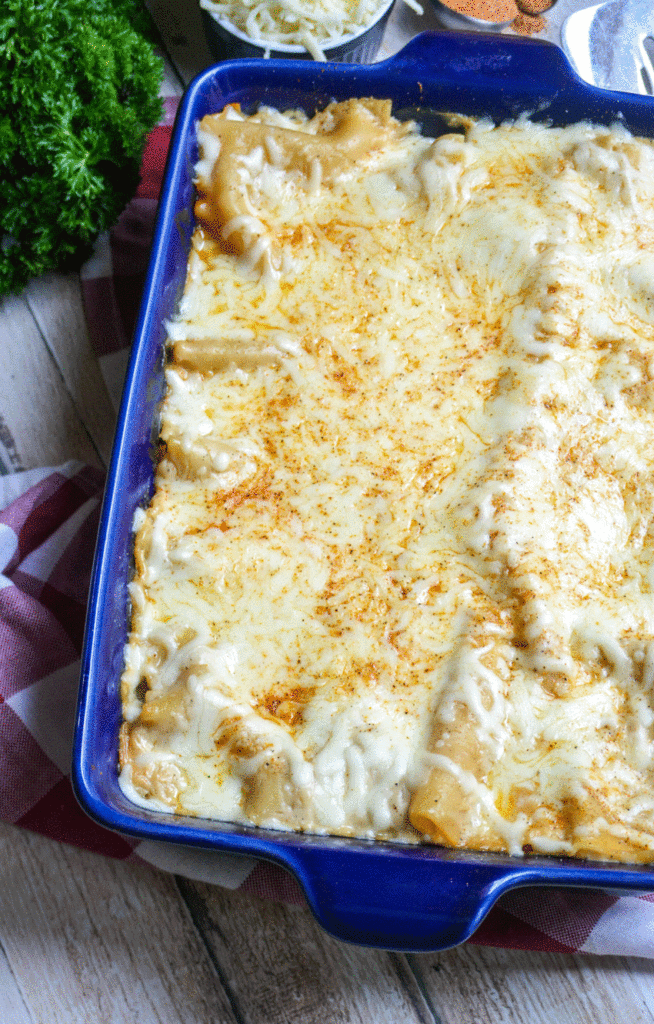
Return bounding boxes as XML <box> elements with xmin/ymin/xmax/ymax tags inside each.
<box><xmin>119</xmin><ymin>98</ymin><xmax>654</xmax><ymax>862</ymax></box>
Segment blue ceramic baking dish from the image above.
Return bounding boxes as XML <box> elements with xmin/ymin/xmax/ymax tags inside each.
<box><xmin>74</xmin><ymin>30</ymin><xmax>654</xmax><ymax>953</ymax></box>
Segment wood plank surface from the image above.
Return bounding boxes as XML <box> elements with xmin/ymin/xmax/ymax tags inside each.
<box><xmin>0</xmin><ymin>823</ymin><xmax>237</xmax><ymax>1024</ymax></box>
<box><xmin>146</xmin><ymin>0</ymin><xmax>215</xmax><ymax>86</ymax></box>
<box><xmin>408</xmin><ymin>945</ymin><xmax>654</xmax><ymax>1024</ymax></box>
<box><xmin>23</xmin><ymin>274</ymin><xmax>116</xmax><ymax>467</ymax></box>
<box><xmin>0</xmin><ymin>942</ymin><xmax>33</xmax><ymax>1024</ymax></box>
<box><xmin>175</xmin><ymin>878</ymin><xmax>435</xmax><ymax>1024</ymax></box>
<box><xmin>0</xmin><ymin>290</ymin><xmax>102</xmax><ymax>472</ymax></box>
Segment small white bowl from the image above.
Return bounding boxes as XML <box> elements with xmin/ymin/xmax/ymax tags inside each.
<box><xmin>201</xmin><ymin>0</ymin><xmax>397</xmax><ymax>63</ymax></box>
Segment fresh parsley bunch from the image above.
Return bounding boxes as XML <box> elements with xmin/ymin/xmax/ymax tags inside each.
<box><xmin>0</xmin><ymin>0</ymin><xmax>164</xmax><ymax>296</ymax></box>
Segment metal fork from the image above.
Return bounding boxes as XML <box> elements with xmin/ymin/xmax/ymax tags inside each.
<box><xmin>561</xmin><ymin>0</ymin><xmax>654</xmax><ymax>94</ymax></box>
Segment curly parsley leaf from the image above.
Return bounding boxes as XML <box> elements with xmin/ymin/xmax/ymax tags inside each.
<box><xmin>0</xmin><ymin>0</ymin><xmax>163</xmax><ymax>296</ymax></box>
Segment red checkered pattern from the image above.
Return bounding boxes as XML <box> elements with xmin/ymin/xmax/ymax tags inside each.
<box><xmin>2</xmin><ymin>100</ymin><xmax>652</xmax><ymax>955</ymax></box>
<box><xmin>0</xmin><ymin>463</ymin><xmax>133</xmax><ymax>857</ymax></box>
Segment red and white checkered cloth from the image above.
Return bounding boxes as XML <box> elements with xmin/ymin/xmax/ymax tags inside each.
<box><xmin>4</xmin><ymin>99</ymin><xmax>654</xmax><ymax>955</ymax></box>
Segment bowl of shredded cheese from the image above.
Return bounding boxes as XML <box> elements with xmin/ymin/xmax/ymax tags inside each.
<box><xmin>199</xmin><ymin>0</ymin><xmax>410</xmax><ymax>62</ymax></box>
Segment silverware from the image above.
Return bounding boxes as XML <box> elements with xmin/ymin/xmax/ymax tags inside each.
<box><xmin>561</xmin><ymin>0</ymin><xmax>654</xmax><ymax>94</ymax></box>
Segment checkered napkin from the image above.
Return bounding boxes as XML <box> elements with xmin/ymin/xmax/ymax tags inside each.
<box><xmin>3</xmin><ymin>100</ymin><xmax>654</xmax><ymax>956</ymax></box>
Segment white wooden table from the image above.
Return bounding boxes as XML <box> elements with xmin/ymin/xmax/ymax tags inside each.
<box><xmin>4</xmin><ymin>2</ymin><xmax>654</xmax><ymax>1020</ymax></box>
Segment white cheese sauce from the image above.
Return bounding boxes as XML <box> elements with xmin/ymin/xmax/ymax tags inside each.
<box><xmin>119</xmin><ymin>101</ymin><xmax>654</xmax><ymax>862</ymax></box>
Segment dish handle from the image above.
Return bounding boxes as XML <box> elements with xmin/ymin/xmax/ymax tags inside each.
<box><xmin>387</xmin><ymin>29</ymin><xmax>578</xmax><ymax>92</ymax></box>
<box><xmin>287</xmin><ymin>844</ymin><xmax>522</xmax><ymax>951</ymax></box>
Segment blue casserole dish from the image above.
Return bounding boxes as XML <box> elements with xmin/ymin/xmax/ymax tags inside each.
<box><xmin>73</xmin><ymin>30</ymin><xmax>654</xmax><ymax>953</ymax></box>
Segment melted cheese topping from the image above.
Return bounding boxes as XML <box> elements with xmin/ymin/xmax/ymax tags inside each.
<box><xmin>120</xmin><ymin>100</ymin><xmax>654</xmax><ymax>861</ymax></box>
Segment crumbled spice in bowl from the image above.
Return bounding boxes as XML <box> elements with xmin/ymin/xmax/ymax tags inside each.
<box><xmin>515</xmin><ymin>0</ymin><xmax>552</xmax><ymax>12</ymax></box>
<box><xmin>430</xmin><ymin>0</ymin><xmax>554</xmax><ymax>32</ymax></box>
<box><xmin>434</xmin><ymin>0</ymin><xmax>518</xmax><ymax>21</ymax></box>
<box><xmin>512</xmin><ymin>11</ymin><xmax>547</xmax><ymax>34</ymax></box>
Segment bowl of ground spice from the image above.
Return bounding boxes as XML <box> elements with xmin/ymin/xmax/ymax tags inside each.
<box><xmin>429</xmin><ymin>0</ymin><xmax>554</xmax><ymax>35</ymax></box>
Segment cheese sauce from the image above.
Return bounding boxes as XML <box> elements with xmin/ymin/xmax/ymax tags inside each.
<box><xmin>120</xmin><ymin>100</ymin><xmax>654</xmax><ymax>860</ymax></box>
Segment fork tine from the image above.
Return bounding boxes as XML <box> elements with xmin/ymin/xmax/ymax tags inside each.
<box><xmin>640</xmin><ymin>36</ymin><xmax>654</xmax><ymax>94</ymax></box>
